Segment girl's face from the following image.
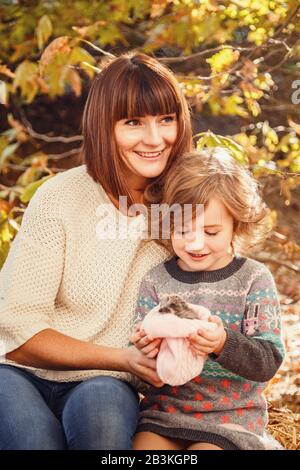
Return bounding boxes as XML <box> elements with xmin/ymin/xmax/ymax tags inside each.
<box><xmin>114</xmin><ymin>113</ymin><xmax>178</xmax><ymax>189</ymax></box>
<box><xmin>171</xmin><ymin>197</ymin><xmax>234</xmax><ymax>272</ymax></box>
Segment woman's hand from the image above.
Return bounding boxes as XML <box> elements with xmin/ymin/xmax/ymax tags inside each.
<box><xmin>188</xmin><ymin>316</ymin><xmax>227</xmax><ymax>357</ymax></box>
<box><xmin>124</xmin><ymin>346</ymin><xmax>164</xmax><ymax>388</ymax></box>
<box><xmin>130</xmin><ymin>324</ymin><xmax>162</xmax><ymax>359</ymax></box>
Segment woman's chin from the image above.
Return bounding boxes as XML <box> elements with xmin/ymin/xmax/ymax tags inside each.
<box><xmin>137</xmin><ymin>160</ymin><xmax>169</xmax><ymax>179</ymax></box>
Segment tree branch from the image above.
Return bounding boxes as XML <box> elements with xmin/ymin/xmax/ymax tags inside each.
<box><xmin>78</xmin><ymin>39</ymin><xmax>115</xmax><ymax>58</ymax></box>
<box><xmin>254</xmin><ymin>255</ymin><xmax>300</xmax><ymax>273</ymax></box>
<box><xmin>0</xmin><ymin>184</ymin><xmax>22</xmax><ymax>194</ymax></box>
<box><xmin>273</xmin><ymin>4</ymin><xmax>300</xmax><ymax>39</ymax></box>
<box><xmin>158</xmin><ymin>45</ymin><xmax>254</xmax><ymax>64</ymax></box>
<box><xmin>6</xmin><ymin>163</ymin><xmax>64</xmax><ymax>173</ymax></box>
<box><xmin>46</xmin><ymin>148</ymin><xmax>80</xmax><ymax>160</ymax></box>
<box><xmin>24</xmin><ymin>120</ymin><xmax>83</xmax><ymax>144</ymax></box>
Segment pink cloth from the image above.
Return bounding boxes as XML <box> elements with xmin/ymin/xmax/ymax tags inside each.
<box><xmin>141</xmin><ymin>302</ymin><xmax>217</xmax><ymax>386</ymax></box>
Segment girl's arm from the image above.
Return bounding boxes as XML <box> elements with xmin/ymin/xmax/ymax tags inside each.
<box><xmin>210</xmin><ymin>266</ymin><xmax>285</xmax><ymax>382</ymax></box>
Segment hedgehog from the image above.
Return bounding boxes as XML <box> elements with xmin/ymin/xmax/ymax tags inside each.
<box><xmin>158</xmin><ymin>295</ymin><xmax>199</xmax><ymax>320</ymax></box>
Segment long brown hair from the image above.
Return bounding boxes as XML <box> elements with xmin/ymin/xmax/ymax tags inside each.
<box><xmin>80</xmin><ymin>52</ymin><xmax>193</xmax><ymax>208</ymax></box>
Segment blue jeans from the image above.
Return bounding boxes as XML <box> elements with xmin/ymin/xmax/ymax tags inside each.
<box><xmin>0</xmin><ymin>364</ymin><xmax>139</xmax><ymax>450</ymax></box>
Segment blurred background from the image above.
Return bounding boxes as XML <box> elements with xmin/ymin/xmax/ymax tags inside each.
<box><xmin>0</xmin><ymin>0</ymin><xmax>299</xmax><ymax>448</ymax></box>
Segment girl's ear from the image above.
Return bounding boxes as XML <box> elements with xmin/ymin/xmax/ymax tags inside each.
<box><xmin>228</xmin><ymin>240</ymin><xmax>235</xmax><ymax>255</ymax></box>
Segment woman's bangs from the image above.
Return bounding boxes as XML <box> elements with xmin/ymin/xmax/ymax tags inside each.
<box><xmin>113</xmin><ymin>72</ymin><xmax>179</xmax><ymax>120</ymax></box>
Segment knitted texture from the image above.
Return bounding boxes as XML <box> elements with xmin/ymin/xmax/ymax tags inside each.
<box><xmin>0</xmin><ymin>165</ymin><xmax>170</xmax><ymax>383</ymax></box>
<box><xmin>141</xmin><ymin>302</ymin><xmax>217</xmax><ymax>385</ymax></box>
<box><xmin>134</xmin><ymin>256</ymin><xmax>285</xmax><ymax>450</ymax></box>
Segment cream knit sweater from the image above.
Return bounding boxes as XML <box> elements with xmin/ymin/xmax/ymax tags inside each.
<box><xmin>0</xmin><ymin>165</ymin><xmax>170</xmax><ymax>384</ymax></box>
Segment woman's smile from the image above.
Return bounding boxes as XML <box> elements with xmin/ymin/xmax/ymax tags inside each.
<box><xmin>134</xmin><ymin>148</ymin><xmax>166</xmax><ymax>159</ymax></box>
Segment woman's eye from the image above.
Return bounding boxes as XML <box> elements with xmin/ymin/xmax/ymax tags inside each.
<box><xmin>206</xmin><ymin>232</ymin><xmax>218</xmax><ymax>236</ymax></box>
<box><xmin>162</xmin><ymin>115</ymin><xmax>176</xmax><ymax>123</ymax></box>
<box><xmin>125</xmin><ymin>119</ymin><xmax>140</xmax><ymax>126</ymax></box>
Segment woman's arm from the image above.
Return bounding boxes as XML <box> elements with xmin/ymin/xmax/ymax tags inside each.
<box><xmin>6</xmin><ymin>328</ymin><xmax>164</xmax><ymax>387</ymax></box>
<box><xmin>6</xmin><ymin>328</ymin><xmax>126</xmax><ymax>370</ymax></box>
<box><xmin>0</xmin><ymin>180</ymin><xmax>163</xmax><ymax>386</ymax></box>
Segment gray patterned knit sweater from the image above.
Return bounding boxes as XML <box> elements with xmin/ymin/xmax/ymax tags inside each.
<box><xmin>134</xmin><ymin>255</ymin><xmax>285</xmax><ymax>450</ymax></box>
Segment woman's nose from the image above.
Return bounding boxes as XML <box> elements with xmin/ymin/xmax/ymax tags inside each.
<box><xmin>143</xmin><ymin>123</ymin><xmax>163</xmax><ymax>146</ymax></box>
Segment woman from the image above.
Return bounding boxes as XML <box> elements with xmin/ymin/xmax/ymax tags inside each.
<box><xmin>0</xmin><ymin>53</ymin><xmax>193</xmax><ymax>449</ymax></box>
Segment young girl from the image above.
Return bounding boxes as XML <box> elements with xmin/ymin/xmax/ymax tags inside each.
<box><xmin>131</xmin><ymin>147</ymin><xmax>285</xmax><ymax>450</ymax></box>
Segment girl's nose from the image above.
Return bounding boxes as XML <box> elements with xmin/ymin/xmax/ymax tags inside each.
<box><xmin>185</xmin><ymin>233</ymin><xmax>205</xmax><ymax>252</ymax></box>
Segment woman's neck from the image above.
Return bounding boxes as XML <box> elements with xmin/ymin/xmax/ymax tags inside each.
<box><xmin>129</xmin><ymin>188</ymin><xmax>145</xmax><ymax>205</ymax></box>
<box><xmin>106</xmin><ymin>188</ymin><xmax>145</xmax><ymax>216</ymax></box>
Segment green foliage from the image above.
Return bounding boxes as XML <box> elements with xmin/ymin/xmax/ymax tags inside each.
<box><xmin>195</xmin><ymin>131</ymin><xmax>247</xmax><ymax>164</ymax></box>
<box><xmin>20</xmin><ymin>175</ymin><xmax>53</xmax><ymax>203</ymax></box>
<box><xmin>36</xmin><ymin>14</ymin><xmax>53</xmax><ymax>51</ymax></box>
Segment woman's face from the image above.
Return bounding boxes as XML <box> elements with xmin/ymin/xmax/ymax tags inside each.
<box><xmin>114</xmin><ymin>113</ymin><xmax>178</xmax><ymax>189</ymax></box>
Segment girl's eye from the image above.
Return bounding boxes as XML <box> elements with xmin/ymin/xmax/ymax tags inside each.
<box><xmin>206</xmin><ymin>232</ymin><xmax>219</xmax><ymax>236</ymax></box>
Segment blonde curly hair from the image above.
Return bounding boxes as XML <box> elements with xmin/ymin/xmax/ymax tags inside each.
<box><xmin>144</xmin><ymin>147</ymin><xmax>271</xmax><ymax>255</ymax></box>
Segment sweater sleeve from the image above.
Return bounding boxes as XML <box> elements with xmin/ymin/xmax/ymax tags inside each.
<box><xmin>212</xmin><ymin>266</ymin><xmax>285</xmax><ymax>382</ymax></box>
<box><xmin>134</xmin><ymin>276</ymin><xmax>160</xmax><ymax>326</ymax></box>
<box><xmin>0</xmin><ymin>179</ymin><xmax>65</xmax><ymax>355</ymax></box>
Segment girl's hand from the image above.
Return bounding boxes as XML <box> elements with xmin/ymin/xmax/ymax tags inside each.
<box><xmin>130</xmin><ymin>323</ymin><xmax>162</xmax><ymax>359</ymax></box>
<box><xmin>188</xmin><ymin>316</ymin><xmax>227</xmax><ymax>357</ymax></box>
<box><xmin>125</xmin><ymin>346</ymin><xmax>164</xmax><ymax>388</ymax></box>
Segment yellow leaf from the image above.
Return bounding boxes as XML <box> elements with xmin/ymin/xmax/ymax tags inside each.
<box><xmin>288</xmin><ymin>118</ymin><xmax>300</xmax><ymax>136</ymax></box>
<box><xmin>290</xmin><ymin>156</ymin><xmax>300</xmax><ymax>173</ymax></box>
<box><xmin>0</xmin><ymin>64</ymin><xmax>15</xmax><ymax>79</ymax></box>
<box><xmin>39</xmin><ymin>37</ymin><xmax>71</xmax><ymax>75</ymax></box>
<box><xmin>0</xmin><ymin>142</ymin><xmax>19</xmax><ymax>168</ymax></box>
<box><xmin>223</xmin><ymin>94</ymin><xmax>248</xmax><ymax>118</ymax></box>
<box><xmin>246</xmin><ymin>98</ymin><xmax>261</xmax><ymax>117</ymax></box>
<box><xmin>68</xmin><ymin>46</ymin><xmax>95</xmax><ymax>68</ymax></box>
<box><xmin>254</xmin><ymin>73</ymin><xmax>274</xmax><ymax>91</ymax></box>
<box><xmin>62</xmin><ymin>67</ymin><xmax>82</xmax><ymax>97</ymax></box>
<box><xmin>206</xmin><ymin>48</ymin><xmax>240</xmax><ymax>74</ymax></box>
<box><xmin>20</xmin><ymin>176</ymin><xmax>53</xmax><ymax>203</ymax></box>
<box><xmin>72</xmin><ymin>20</ymin><xmax>108</xmax><ymax>38</ymax></box>
<box><xmin>13</xmin><ymin>61</ymin><xmax>39</xmax><ymax>103</ymax></box>
<box><xmin>37</xmin><ymin>15</ymin><xmax>53</xmax><ymax>51</ymax></box>
<box><xmin>291</xmin><ymin>44</ymin><xmax>300</xmax><ymax>59</ymax></box>
<box><xmin>241</xmin><ymin>82</ymin><xmax>263</xmax><ymax>100</ymax></box>
<box><xmin>195</xmin><ymin>131</ymin><xmax>247</xmax><ymax>164</ymax></box>
<box><xmin>248</xmin><ymin>27</ymin><xmax>269</xmax><ymax>46</ymax></box>
<box><xmin>17</xmin><ymin>167</ymin><xmax>41</xmax><ymax>187</ymax></box>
